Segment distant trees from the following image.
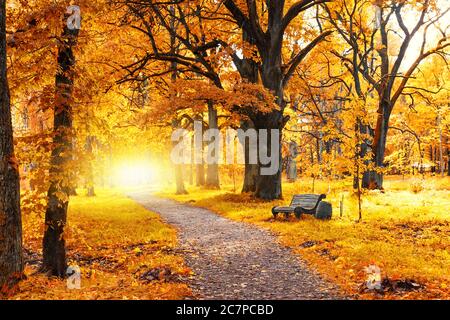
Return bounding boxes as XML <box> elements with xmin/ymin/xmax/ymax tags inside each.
<box><xmin>115</xmin><ymin>1</ymin><xmax>226</xmax><ymax>190</ymax></box>
<box><xmin>0</xmin><ymin>0</ymin><xmax>23</xmax><ymax>290</ymax></box>
<box><xmin>324</xmin><ymin>0</ymin><xmax>449</xmax><ymax>189</ymax></box>
<box><xmin>115</xmin><ymin>0</ymin><xmax>331</xmax><ymax>199</ymax></box>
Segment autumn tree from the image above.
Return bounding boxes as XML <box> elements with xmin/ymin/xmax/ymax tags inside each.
<box><xmin>324</xmin><ymin>0</ymin><xmax>449</xmax><ymax>189</ymax></box>
<box><xmin>0</xmin><ymin>0</ymin><xmax>23</xmax><ymax>291</ymax></box>
<box><xmin>42</xmin><ymin>6</ymin><xmax>80</xmax><ymax>277</ymax></box>
<box><xmin>115</xmin><ymin>0</ymin><xmax>331</xmax><ymax>199</ymax></box>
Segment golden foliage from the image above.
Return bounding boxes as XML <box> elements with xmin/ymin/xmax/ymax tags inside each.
<box><xmin>12</xmin><ymin>190</ymin><xmax>192</xmax><ymax>300</ymax></box>
<box><xmin>159</xmin><ymin>176</ymin><xmax>450</xmax><ymax>300</ymax></box>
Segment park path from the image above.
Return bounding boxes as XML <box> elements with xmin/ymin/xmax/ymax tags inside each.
<box><xmin>128</xmin><ymin>190</ymin><xmax>342</xmax><ymax>300</ymax></box>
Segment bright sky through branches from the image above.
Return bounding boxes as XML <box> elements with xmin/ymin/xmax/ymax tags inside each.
<box><xmin>400</xmin><ymin>0</ymin><xmax>449</xmax><ymax>70</ymax></box>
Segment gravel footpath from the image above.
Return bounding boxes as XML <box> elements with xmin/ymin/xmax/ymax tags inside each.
<box><xmin>128</xmin><ymin>190</ymin><xmax>342</xmax><ymax>300</ymax></box>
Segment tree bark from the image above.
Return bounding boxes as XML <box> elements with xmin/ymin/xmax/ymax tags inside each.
<box><xmin>240</xmin><ymin>119</ymin><xmax>258</xmax><ymax>193</ymax></box>
<box><xmin>242</xmin><ymin>162</ymin><xmax>258</xmax><ymax>193</ymax></box>
<box><xmin>447</xmin><ymin>151</ymin><xmax>450</xmax><ymax>176</ymax></box>
<box><xmin>85</xmin><ymin>136</ymin><xmax>95</xmax><ymax>197</ymax></box>
<box><xmin>205</xmin><ymin>101</ymin><xmax>220</xmax><ymax>188</ymax></box>
<box><xmin>196</xmin><ymin>163</ymin><xmax>205</xmax><ymax>186</ymax></box>
<box><xmin>252</xmin><ymin>61</ymin><xmax>285</xmax><ymax>200</ymax></box>
<box><xmin>174</xmin><ymin>160</ymin><xmax>187</xmax><ymax>194</ymax></box>
<box><xmin>171</xmin><ymin>121</ymin><xmax>187</xmax><ymax>195</ymax></box>
<box><xmin>253</xmin><ymin>113</ymin><xmax>284</xmax><ymax>200</ymax></box>
<box><xmin>438</xmin><ymin>114</ymin><xmax>444</xmax><ymax>177</ymax></box>
<box><xmin>43</xmin><ymin>14</ymin><xmax>79</xmax><ymax>277</ymax></box>
<box><xmin>362</xmin><ymin>99</ymin><xmax>390</xmax><ymax>190</ymax></box>
<box><xmin>169</xmin><ymin>7</ymin><xmax>187</xmax><ymax>195</ymax></box>
<box><xmin>0</xmin><ymin>0</ymin><xmax>23</xmax><ymax>290</ymax></box>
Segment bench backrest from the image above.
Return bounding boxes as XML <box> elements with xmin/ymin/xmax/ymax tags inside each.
<box><xmin>290</xmin><ymin>194</ymin><xmax>326</xmax><ymax>210</ymax></box>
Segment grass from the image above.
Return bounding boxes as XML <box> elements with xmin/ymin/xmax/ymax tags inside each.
<box><xmin>158</xmin><ymin>175</ymin><xmax>450</xmax><ymax>299</ymax></box>
<box><xmin>12</xmin><ymin>189</ymin><xmax>192</xmax><ymax>300</ymax></box>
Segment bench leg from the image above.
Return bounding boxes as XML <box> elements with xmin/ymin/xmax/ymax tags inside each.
<box><xmin>294</xmin><ymin>207</ymin><xmax>303</xmax><ymax>219</ymax></box>
<box><xmin>284</xmin><ymin>212</ymin><xmax>290</xmax><ymax>219</ymax></box>
<box><xmin>272</xmin><ymin>212</ymin><xmax>278</xmax><ymax>219</ymax></box>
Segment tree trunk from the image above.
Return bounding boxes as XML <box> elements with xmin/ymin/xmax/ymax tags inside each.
<box><xmin>354</xmin><ymin>122</ymin><xmax>371</xmax><ymax>189</ymax></box>
<box><xmin>43</xmin><ymin>15</ymin><xmax>79</xmax><ymax>277</ymax></box>
<box><xmin>438</xmin><ymin>114</ymin><xmax>444</xmax><ymax>177</ymax></box>
<box><xmin>253</xmin><ymin>113</ymin><xmax>283</xmax><ymax>200</ymax></box>
<box><xmin>252</xmin><ymin>46</ymin><xmax>285</xmax><ymax>200</ymax></box>
<box><xmin>447</xmin><ymin>149</ymin><xmax>450</xmax><ymax>176</ymax></box>
<box><xmin>205</xmin><ymin>101</ymin><xmax>220</xmax><ymax>188</ymax></box>
<box><xmin>169</xmin><ymin>8</ymin><xmax>187</xmax><ymax>195</ymax></box>
<box><xmin>242</xmin><ymin>162</ymin><xmax>258</xmax><ymax>193</ymax></box>
<box><xmin>108</xmin><ymin>145</ymin><xmax>114</xmax><ymax>188</ymax></box>
<box><xmin>362</xmin><ymin>101</ymin><xmax>390</xmax><ymax>190</ymax></box>
<box><xmin>233</xmin><ymin>29</ymin><xmax>260</xmax><ymax>194</ymax></box>
<box><xmin>85</xmin><ymin>136</ymin><xmax>95</xmax><ymax>197</ymax></box>
<box><xmin>189</xmin><ymin>138</ymin><xmax>194</xmax><ymax>185</ymax></box>
<box><xmin>0</xmin><ymin>0</ymin><xmax>23</xmax><ymax>290</ymax></box>
<box><xmin>171</xmin><ymin>121</ymin><xmax>187</xmax><ymax>195</ymax></box>
<box><xmin>196</xmin><ymin>163</ymin><xmax>205</xmax><ymax>186</ymax></box>
<box><xmin>240</xmin><ymin>120</ymin><xmax>258</xmax><ymax>193</ymax></box>
<box><xmin>174</xmin><ymin>162</ymin><xmax>187</xmax><ymax>194</ymax></box>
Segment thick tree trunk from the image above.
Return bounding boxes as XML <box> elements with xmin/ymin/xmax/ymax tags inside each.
<box><xmin>253</xmin><ymin>52</ymin><xmax>285</xmax><ymax>200</ymax></box>
<box><xmin>362</xmin><ymin>101</ymin><xmax>390</xmax><ymax>190</ymax></box>
<box><xmin>254</xmin><ymin>125</ymin><xmax>282</xmax><ymax>200</ymax></box>
<box><xmin>253</xmin><ymin>112</ymin><xmax>283</xmax><ymax>200</ymax></box>
<box><xmin>43</xmin><ymin>16</ymin><xmax>79</xmax><ymax>277</ymax></box>
<box><xmin>242</xmin><ymin>163</ymin><xmax>258</xmax><ymax>192</ymax></box>
<box><xmin>205</xmin><ymin>101</ymin><xmax>220</xmax><ymax>189</ymax></box>
<box><xmin>233</xmin><ymin>29</ymin><xmax>259</xmax><ymax>194</ymax></box>
<box><xmin>240</xmin><ymin>120</ymin><xmax>258</xmax><ymax>193</ymax></box>
<box><xmin>0</xmin><ymin>0</ymin><xmax>23</xmax><ymax>290</ymax></box>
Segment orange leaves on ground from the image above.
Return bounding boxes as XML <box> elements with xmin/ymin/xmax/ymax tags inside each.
<box><xmin>159</xmin><ymin>176</ymin><xmax>450</xmax><ymax>300</ymax></box>
<box><xmin>12</xmin><ymin>190</ymin><xmax>193</xmax><ymax>300</ymax></box>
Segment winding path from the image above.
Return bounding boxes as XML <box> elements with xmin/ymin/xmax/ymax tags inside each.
<box><xmin>128</xmin><ymin>190</ymin><xmax>342</xmax><ymax>300</ymax></box>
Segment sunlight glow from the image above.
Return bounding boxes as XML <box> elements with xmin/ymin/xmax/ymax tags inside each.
<box><xmin>113</xmin><ymin>161</ymin><xmax>159</xmax><ymax>187</ymax></box>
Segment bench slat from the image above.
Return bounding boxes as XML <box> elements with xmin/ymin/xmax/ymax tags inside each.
<box><xmin>291</xmin><ymin>201</ymin><xmax>319</xmax><ymax>206</ymax></box>
<box><xmin>292</xmin><ymin>194</ymin><xmax>321</xmax><ymax>198</ymax></box>
<box><xmin>292</xmin><ymin>195</ymin><xmax>320</xmax><ymax>199</ymax></box>
<box><xmin>292</xmin><ymin>199</ymin><xmax>319</xmax><ymax>203</ymax></box>
<box><xmin>291</xmin><ymin>204</ymin><xmax>318</xmax><ymax>209</ymax></box>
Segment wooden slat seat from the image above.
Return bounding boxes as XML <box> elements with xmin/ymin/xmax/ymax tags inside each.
<box><xmin>272</xmin><ymin>194</ymin><xmax>326</xmax><ymax>219</ymax></box>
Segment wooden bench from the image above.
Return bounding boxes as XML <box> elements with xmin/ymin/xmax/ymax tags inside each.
<box><xmin>272</xmin><ymin>194</ymin><xmax>326</xmax><ymax>219</ymax></box>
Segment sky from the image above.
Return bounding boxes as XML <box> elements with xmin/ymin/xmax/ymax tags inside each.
<box><xmin>399</xmin><ymin>0</ymin><xmax>449</xmax><ymax>70</ymax></box>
